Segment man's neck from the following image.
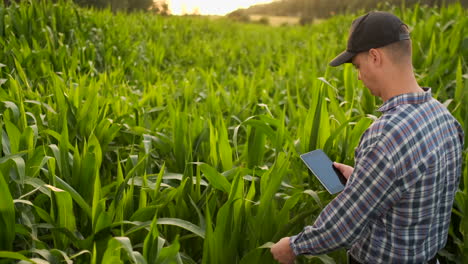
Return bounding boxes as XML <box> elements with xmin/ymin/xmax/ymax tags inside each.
<box><xmin>379</xmin><ymin>70</ymin><xmax>423</xmax><ymax>102</ymax></box>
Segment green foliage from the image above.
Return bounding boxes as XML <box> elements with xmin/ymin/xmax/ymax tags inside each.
<box><xmin>73</xmin><ymin>0</ymin><xmax>167</xmax><ymax>13</ymax></box>
<box><xmin>0</xmin><ymin>170</ymin><xmax>15</xmax><ymax>251</ymax></box>
<box><xmin>0</xmin><ymin>0</ymin><xmax>466</xmax><ymax>263</ymax></box>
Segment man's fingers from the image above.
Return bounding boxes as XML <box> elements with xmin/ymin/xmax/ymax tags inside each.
<box><xmin>333</xmin><ymin>162</ymin><xmax>344</xmax><ymax>172</ymax></box>
<box><xmin>333</xmin><ymin>162</ymin><xmax>354</xmax><ymax>180</ymax></box>
<box><xmin>270</xmin><ymin>237</ymin><xmax>295</xmax><ymax>264</ymax></box>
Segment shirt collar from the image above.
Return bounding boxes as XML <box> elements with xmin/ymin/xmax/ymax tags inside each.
<box><xmin>377</xmin><ymin>87</ymin><xmax>432</xmax><ymax>112</ymax></box>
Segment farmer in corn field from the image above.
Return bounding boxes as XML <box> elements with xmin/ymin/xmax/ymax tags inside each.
<box><xmin>271</xmin><ymin>11</ymin><xmax>464</xmax><ymax>264</ymax></box>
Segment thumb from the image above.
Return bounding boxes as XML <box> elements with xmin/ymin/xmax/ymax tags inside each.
<box><xmin>333</xmin><ymin>162</ymin><xmax>344</xmax><ymax>171</ymax></box>
<box><xmin>333</xmin><ymin>162</ymin><xmax>353</xmax><ymax>180</ymax></box>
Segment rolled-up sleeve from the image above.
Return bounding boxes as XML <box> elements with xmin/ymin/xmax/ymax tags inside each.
<box><xmin>290</xmin><ymin>144</ymin><xmax>401</xmax><ymax>255</ymax></box>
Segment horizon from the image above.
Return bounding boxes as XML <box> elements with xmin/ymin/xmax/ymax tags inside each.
<box><xmin>168</xmin><ymin>0</ymin><xmax>274</xmax><ymax>15</ymax></box>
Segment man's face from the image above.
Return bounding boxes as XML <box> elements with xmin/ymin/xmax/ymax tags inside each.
<box><xmin>352</xmin><ymin>52</ymin><xmax>379</xmax><ymax>96</ymax></box>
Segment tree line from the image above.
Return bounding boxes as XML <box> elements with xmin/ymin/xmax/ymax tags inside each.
<box><xmin>229</xmin><ymin>0</ymin><xmax>468</xmax><ymax>23</ymax></box>
<box><xmin>3</xmin><ymin>0</ymin><xmax>169</xmax><ymax>13</ymax></box>
<box><xmin>75</xmin><ymin>0</ymin><xmax>168</xmax><ymax>13</ymax></box>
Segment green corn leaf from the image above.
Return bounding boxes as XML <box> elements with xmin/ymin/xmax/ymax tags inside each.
<box><xmin>154</xmin><ymin>163</ymin><xmax>165</xmax><ymax>199</ymax></box>
<box><xmin>218</xmin><ymin>118</ymin><xmax>233</xmax><ymax>171</ymax></box>
<box><xmin>208</xmin><ymin>120</ymin><xmax>218</xmax><ymax>169</ymax></box>
<box><xmin>122</xmin><ymin>178</ymin><xmax>135</xmax><ymax>221</ymax></box>
<box><xmin>4</xmin><ymin>119</ymin><xmax>20</xmax><ymax>154</ymax></box>
<box><xmin>0</xmin><ymin>251</ymin><xmax>36</xmax><ymax>263</ymax></box>
<box><xmin>14</xmin><ymin>199</ymin><xmax>53</xmax><ymax>224</ymax></box>
<box><xmin>3</xmin><ymin>101</ymin><xmax>20</xmax><ymax>123</ymax></box>
<box><xmin>0</xmin><ymin>170</ymin><xmax>15</xmax><ymax>251</ymax></box>
<box><xmin>258</xmin><ymin>242</ymin><xmax>274</xmax><ymax>249</ymax></box>
<box><xmin>202</xmin><ymin>200</ymin><xmax>214</xmax><ymax>264</ymax></box>
<box><xmin>46</xmin><ymin>184</ymin><xmax>76</xmax><ymax>248</ymax></box>
<box><xmin>18</xmin><ymin>258</ymin><xmax>48</xmax><ymax>264</ymax></box>
<box><xmin>156</xmin><ymin>236</ymin><xmax>181</xmax><ymax>264</ymax></box>
<box><xmin>101</xmin><ymin>238</ymin><xmax>124</xmax><ymax>264</ymax></box>
<box><xmin>114</xmin><ymin>237</ymin><xmax>137</xmax><ymax>263</ymax></box>
<box><xmin>0</xmin><ymin>156</ymin><xmax>26</xmax><ymax>185</ymax></box>
<box><xmin>92</xmin><ymin>169</ymin><xmax>103</xmax><ymax>231</ymax></box>
<box><xmin>21</xmin><ymin>126</ymin><xmax>36</xmax><ymax>159</ymax></box>
<box><xmin>143</xmin><ymin>216</ymin><xmax>160</xmax><ymax>264</ymax></box>
<box><xmin>54</xmin><ymin>175</ymin><xmax>92</xmax><ymax>218</ymax></box>
<box><xmin>158</xmin><ymin>218</ymin><xmax>205</xmax><ymax>239</ymax></box>
<box><xmin>58</xmin><ymin>117</ymin><xmax>71</xmax><ymax>182</ymax></box>
<box><xmin>305</xmin><ymin>254</ymin><xmax>337</xmax><ymax>264</ymax></box>
<box><xmin>258</xmin><ymin>152</ymin><xmax>289</xmax><ymax>221</ymax></box>
<box><xmin>199</xmin><ymin>163</ymin><xmax>231</xmax><ymax>193</ymax></box>
<box><xmin>113</xmin><ymin>237</ymin><xmax>147</xmax><ymax>264</ymax></box>
<box><xmin>246</xmin><ymin>127</ymin><xmax>266</xmax><ymax>168</ymax></box>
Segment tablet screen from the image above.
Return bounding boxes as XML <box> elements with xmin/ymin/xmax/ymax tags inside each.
<box><xmin>300</xmin><ymin>149</ymin><xmax>346</xmax><ymax>194</ymax></box>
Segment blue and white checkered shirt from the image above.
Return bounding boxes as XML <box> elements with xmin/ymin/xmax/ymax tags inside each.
<box><xmin>290</xmin><ymin>88</ymin><xmax>465</xmax><ymax>263</ymax></box>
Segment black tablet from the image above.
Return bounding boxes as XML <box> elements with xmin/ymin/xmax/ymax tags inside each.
<box><xmin>300</xmin><ymin>149</ymin><xmax>347</xmax><ymax>194</ymax></box>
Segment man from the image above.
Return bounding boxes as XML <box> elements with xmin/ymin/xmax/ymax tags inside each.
<box><xmin>271</xmin><ymin>11</ymin><xmax>465</xmax><ymax>264</ymax></box>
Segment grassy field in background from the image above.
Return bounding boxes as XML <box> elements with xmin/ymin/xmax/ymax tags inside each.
<box><xmin>248</xmin><ymin>15</ymin><xmax>301</xmax><ymax>26</ymax></box>
<box><xmin>0</xmin><ymin>0</ymin><xmax>466</xmax><ymax>263</ymax></box>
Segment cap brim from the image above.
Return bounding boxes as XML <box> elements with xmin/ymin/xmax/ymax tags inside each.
<box><xmin>329</xmin><ymin>50</ymin><xmax>356</xmax><ymax>67</ymax></box>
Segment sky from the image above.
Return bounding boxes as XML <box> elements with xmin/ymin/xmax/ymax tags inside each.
<box><xmin>168</xmin><ymin>0</ymin><xmax>274</xmax><ymax>15</ymax></box>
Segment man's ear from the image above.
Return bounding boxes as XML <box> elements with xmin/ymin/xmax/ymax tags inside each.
<box><xmin>368</xmin><ymin>48</ymin><xmax>382</xmax><ymax>67</ymax></box>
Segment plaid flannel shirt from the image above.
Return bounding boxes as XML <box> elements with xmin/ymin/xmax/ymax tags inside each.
<box><xmin>290</xmin><ymin>88</ymin><xmax>465</xmax><ymax>263</ymax></box>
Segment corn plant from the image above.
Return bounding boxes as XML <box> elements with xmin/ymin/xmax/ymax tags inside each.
<box><xmin>0</xmin><ymin>0</ymin><xmax>466</xmax><ymax>263</ymax></box>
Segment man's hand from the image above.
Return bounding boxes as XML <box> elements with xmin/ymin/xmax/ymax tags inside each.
<box><xmin>271</xmin><ymin>237</ymin><xmax>296</xmax><ymax>264</ymax></box>
<box><xmin>333</xmin><ymin>162</ymin><xmax>354</xmax><ymax>180</ymax></box>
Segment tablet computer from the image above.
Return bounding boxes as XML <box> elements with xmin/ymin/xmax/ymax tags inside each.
<box><xmin>300</xmin><ymin>149</ymin><xmax>347</xmax><ymax>194</ymax></box>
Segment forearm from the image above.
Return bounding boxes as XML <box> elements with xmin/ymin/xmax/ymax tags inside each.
<box><xmin>289</xmin><ymin>146</ymin><xmax>400</xmax><ymax>255</ymax></box>
<box><xmin>289</xmin><ymin>187</ymin><xmax>363</xmax><ymax>255</ymax></box>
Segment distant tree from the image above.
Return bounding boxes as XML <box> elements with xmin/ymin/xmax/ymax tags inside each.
<box><xmin>74</xmin><ymin>0</ymin><xmax>110</xmax><ymax>9</ymax></box>
<box><xmin>299</xmin><ymin>16</ymin><xmax>313</xmax><ymax>25</ymax></box>
<box><xmin>236</xmin><ymin>0</ymin><xmax>468</xmax><ymax>20</ymax></box>
<box><xmin>227</xmin><ymin>9</ymin><xmax>251</xmax><ymax>22</ymax></box>
<box><xmin>150</xmin><ymin>0</ymin><xmax>169</xmax><ymax>15</ymax></box>
<box><xmin>72</xmin><ymin>0</ymin><xmax>169</xmax><ymax>13</ymax></box>
<box><xmin>127</xmin><ymin>0</ymin><xmax>152</xmax><ymax>12</ymax></box>
<box><xmin>258</xmin><ymin>16</ymin><xmax>269</xmax><ymax>25</ymax></box>
<box><xmin>110</xmin><ymin>0</ymin><xmax>128</xmax><ymax>12</ymax></box>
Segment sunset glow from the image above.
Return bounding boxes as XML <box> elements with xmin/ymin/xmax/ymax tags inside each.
<box><xmin>169</xmin><ymin>0</ymin><xmax>274</xmax><ymax>15</ymax></box>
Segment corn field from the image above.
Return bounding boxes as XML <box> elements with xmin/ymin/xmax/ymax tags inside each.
<box><xmin>0</xmin><ymin>0</ymin><xmax>466</xmax><ymax>263</ymax></box>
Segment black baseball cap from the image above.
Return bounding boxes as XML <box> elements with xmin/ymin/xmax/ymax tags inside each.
<box><xmin>329</xmin><ymin>11</ymin><xmax>410</xmax><ymax>67</ymax></box>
